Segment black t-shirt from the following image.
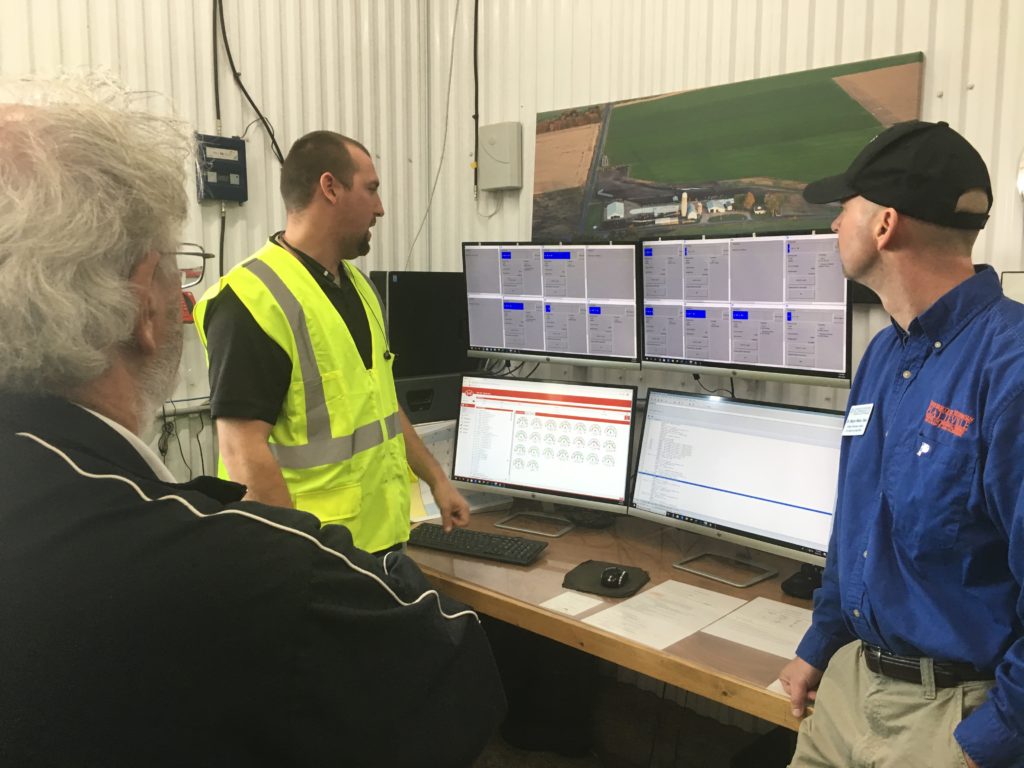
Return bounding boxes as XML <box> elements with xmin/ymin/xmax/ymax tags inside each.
<box><xmin>204</xmin><ymin>235</ymin><xmax>374</xmax><ymax>424</ymax></box>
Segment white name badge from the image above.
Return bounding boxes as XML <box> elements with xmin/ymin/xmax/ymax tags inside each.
<box><xmin>842</xmin><ymin>403</ymin><xmax>874</xmax><ymax>437</ymax></box>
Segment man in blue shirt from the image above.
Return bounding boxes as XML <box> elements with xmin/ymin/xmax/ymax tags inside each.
<box><xmin>779</xmin><ymin>121</ymin><xmax>1024</xmax><ymax>768</ymax></box>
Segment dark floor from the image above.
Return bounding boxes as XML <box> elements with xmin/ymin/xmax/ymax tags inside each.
<box><xmin>473</xmin><ymin>677</ymin><xmax>789</xmax><ymax>768</ymax></box>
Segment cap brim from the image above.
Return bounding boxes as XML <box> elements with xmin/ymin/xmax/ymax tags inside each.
<box><xmin>802</xmin><ymin>174</ymin><xmax>856</xmax><ymax>204</ymax></box>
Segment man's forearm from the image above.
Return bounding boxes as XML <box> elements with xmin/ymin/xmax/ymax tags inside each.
<box><xmin>215</xmin><ymin>417</ymin><xmax>293</xmax><ymax>507</ymax></box>
<box><xmin>399</xmin><ymin>409</ymin><xmax>445</xmax><ymax>488</ymax></box>
<box><xmin>222</xmin><ymin>444</ymin><xmax>293</xmax><ymax>507</ymax></box>
<box><xmin>227</xmin><ymin>450</ymin><xmax>293</xmax><ymax>507</ymax></box>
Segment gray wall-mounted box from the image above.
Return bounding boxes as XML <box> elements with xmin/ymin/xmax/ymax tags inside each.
<box><xmin>478</xmin><ymin>122</ymin><xmax>523</xmax><ymax>191</ymax></box>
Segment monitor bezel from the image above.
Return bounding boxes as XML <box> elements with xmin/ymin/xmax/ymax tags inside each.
<box><xmin>639</xmin><ymin>229</ymin><xmax>853</xmax><ymax>389</ymax></box>
<box><xmin>628</xmin><ymin>388</ymin><xmax>844</xmax><ymax>566</ymax></box>
<box><xmin>462</xmin><ymin>241</ymin><xmax>643</xmax><ymax>368</ymax></box>
<box><xmin>450</xmin><ymin>374</ymin><xmax>638</xmax><ymax>514</ymax></box>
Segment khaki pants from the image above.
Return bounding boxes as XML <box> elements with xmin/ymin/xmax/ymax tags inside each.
<box><xmin>790</xmin><ymin>641</ymin><xmax>993</xmax><ymax>768</ymax></box>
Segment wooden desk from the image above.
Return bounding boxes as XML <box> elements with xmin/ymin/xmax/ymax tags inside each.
<box><xmin>410</xmin><ymin>509</ymin><xmax>810</xmax><ymax>731</ymax></box>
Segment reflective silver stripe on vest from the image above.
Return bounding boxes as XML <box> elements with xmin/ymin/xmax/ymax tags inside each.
<box><xmin>245</xmin><ymin>260</ymin><xmax>331</xmax><ymax>442</ymax></box>
<box><xmin>244</xmin><ymin>260</ymin><xmax>403</xmax><ymax>470</ymax></box>
<box><xmin>269</xmin><ymin>411</ymin><xmax>401</xmax><ymax>468</ymax></box>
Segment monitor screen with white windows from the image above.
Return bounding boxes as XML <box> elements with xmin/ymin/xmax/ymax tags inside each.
<box><xmin>451</xmin><ymin>375</ymin><xmax>637</xmax><ymax>514</ymax></box>
<box><xmin>463</xmin><ymin>242</ymin><xmax>640</xmax><ymax>368</ymax></box>
<box><xmin>630</xmin><ymin>389</ymin><xmax>845</xmax><ymax>565</ymax></box>
<box><xmin>641</xmin><ymin>232</ymin><xmax>851</xmax><ymax>387</ymax></box>
<box><xmin>1001</xmin><ymin>271</ymin><xmax>1024</xmax><ymax>303</ymax></box>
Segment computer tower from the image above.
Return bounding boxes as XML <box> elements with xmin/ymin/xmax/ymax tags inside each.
<box><xmin>369</xmin><ymin>270</ymin><xmax>482</xmax><ymax>380</ymax></box>
<box><xmin>370</xmin><ymin>271</ymin><xmax>484</xmax><ymax>424</ymax></box>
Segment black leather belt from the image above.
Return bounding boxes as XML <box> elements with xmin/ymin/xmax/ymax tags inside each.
<box><xmin>862</xmin><ymin>643</ymin><xmax>993</xmax><ymax>688</ymax></box>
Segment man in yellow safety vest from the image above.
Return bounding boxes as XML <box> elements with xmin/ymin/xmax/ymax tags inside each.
<box><xmin>195</xmin><ymin>131</ymin><xmax>469</xmax><ymax>553</ymax></box>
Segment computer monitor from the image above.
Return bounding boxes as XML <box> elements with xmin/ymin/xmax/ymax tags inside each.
<box><xmin>641</xmin><ymin>232</ymin><xmax>852</xmax><ymax>387</ymax></box>
<box><xmin>630</xmin><ymin>389</ymin><xmax>844</xmax><ymax>586</ymax></box>
<box><xmin>451</xmin><ymin>375</ymin><xmax>637</xmax><ymax>536</ymax></box>
<box><xmin>1001</xmin><ymin>271</ymin><xmax>1024</xmax><ymax>303</ymax></box>
<box><xmin>462</xmin><ymin>242</ymin><xmax>640</xmax><ymax>369</ymax></box>
<box><xmin>368</xmin><ymin>270</ymin><xmax>482</xmax><ymax>379</ymax></box>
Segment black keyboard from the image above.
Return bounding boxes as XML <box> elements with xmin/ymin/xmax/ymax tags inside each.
<box><xmin>408</xmin><ymin>523</ymin><xmax>548</xmax><ymax>566</ymax></box>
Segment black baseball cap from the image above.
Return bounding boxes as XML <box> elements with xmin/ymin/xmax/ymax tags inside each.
<box><xmin>802</xmin><ymin>120</ymin><xmax>992</xmax><ymax>230</ymax></box>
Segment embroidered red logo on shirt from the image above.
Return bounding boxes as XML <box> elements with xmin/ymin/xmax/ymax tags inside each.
<box><xmin>924</xmin><ymin>400</ymin><xmax>974</xmax><ymax>437</ymax></box>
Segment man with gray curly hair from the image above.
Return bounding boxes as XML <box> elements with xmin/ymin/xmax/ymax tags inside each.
<box><xmin>0</xmin><ymin>77</ymin><xmax>504</xmax><ymax>767</ymax></box>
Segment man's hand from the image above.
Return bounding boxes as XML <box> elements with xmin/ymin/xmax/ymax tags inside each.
<box><xmin>430</xmin><ymin>478</ymin><xmax>471</xmax><ymax>532</ymax></box>
<box><xmin>961</xmin><ymin>750</ymin><xmax>978</xmax><ymax>768</ymax></box>
<box><xmin>779</xmin><ymin>656</ymin><xmax>823</xmax><ymax>718</ymax></box>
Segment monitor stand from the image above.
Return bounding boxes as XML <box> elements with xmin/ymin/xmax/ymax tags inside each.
<box><xmin>673</xmin><ymin>551</ymin><xmax>778</xmax><ymax>588</ymax></box>
<box><xmin>494</xmin><ymin>501</ymin><xmax>574</xmax><ymax>538</ymax></box>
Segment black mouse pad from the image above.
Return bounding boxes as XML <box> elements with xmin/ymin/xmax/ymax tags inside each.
<box><xmin>562</xmin><ymin>559</ymin><xmax>650</xmax><ymax>598</ymax></box>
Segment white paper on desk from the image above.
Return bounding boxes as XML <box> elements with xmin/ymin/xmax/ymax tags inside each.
<box><xmin>541</xmin><ymin>591</ymin><xmax>604</xmax><ymax>617</ymax></box>
<box><xmin>413</xmin><ymin>420</ymin><xmax>511</xmax><ymax>518</ymax></box>
<box><xmin>582</xmin><ymin>580</ymin><xmax>746</xmax><ymax>650</ymax></box>
<box><xmin>767</xmin><ymin>678</ymin><xmax>787</xmax><ymax>695</ymax></box>
<box><xmin>701</xmin><ymin>596</ymin><xmax>812</xmax><ymax>660</ymax></box>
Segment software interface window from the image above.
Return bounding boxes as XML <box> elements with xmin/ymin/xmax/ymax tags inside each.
<box><xmin>631</xmin><ymin>391</ymin><xmax>844</xmax><ymax>558</ymax></box>
<box><xmin>642</xmin><ymin>234</ymin><xmax>846</xmax><ymax>373</ymax></box>
<box><xmin>452</xmin><ymin>376</ymin><xmax>634</xmax><ymax>503</ymax></box>
<box><xmin>464</xmin><ymin>244</ymin><xmax>637</xmax><ymax>360</ymax></box>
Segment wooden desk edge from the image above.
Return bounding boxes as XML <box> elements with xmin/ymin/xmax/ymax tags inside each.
<box><xmin>423</xmin><ymin>566</ymin><xmax>803</xmax><ymax>731</ymax></box>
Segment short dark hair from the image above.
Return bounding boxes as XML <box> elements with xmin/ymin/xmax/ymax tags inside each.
<box><xmin>279</xmin><ymin>131</ymin><xmax>371</xmax><ymax>212</ymax></box>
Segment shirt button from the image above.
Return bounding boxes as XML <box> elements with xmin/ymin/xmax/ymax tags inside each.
<box><xmin>902</xmin><ymin>370</ymin><xmax>912</xmax><ymax>379</ymax></box>
<box><xmin>853</xmin><ymin>609</ymin><xmax>861</xmax><ymax>618</ymax></box>
<box><xmin>934</xmin><ymin>341</ymin><xmax>942</xmax><ymax>349</ymax></box>
<box><xmin>863</xmin><ymin>550</ymin><xmax>868</xmax><ymax>558</ymax></box>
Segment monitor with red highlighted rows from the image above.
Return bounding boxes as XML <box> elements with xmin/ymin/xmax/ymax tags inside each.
<box><xmin>451</xmin><ymin>375</ymin><xmax>637</xmax><ymax>515</ymax></box>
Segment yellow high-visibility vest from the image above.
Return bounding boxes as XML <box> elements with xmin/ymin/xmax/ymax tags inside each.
<box><xmin>194</xmin><ymin>240</ymin><xmax>410</xmax><ymax>552</ymax></box>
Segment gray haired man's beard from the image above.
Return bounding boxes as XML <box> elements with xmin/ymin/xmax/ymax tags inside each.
<box><xmin>135</xmin><ymin>314</ymin><xmax>184</xmax><ymax>441</ymax></box>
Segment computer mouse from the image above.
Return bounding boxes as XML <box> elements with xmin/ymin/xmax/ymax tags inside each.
<box><xmin>600</xmin><ymin>566</ymin><xmax>629</xmax><ymax>588</ymax></box>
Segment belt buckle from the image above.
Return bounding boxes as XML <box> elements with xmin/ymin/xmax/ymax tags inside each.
<box><xmin>863</xmin><ymin>643</ymin><xmax>882</xmax><ymax>667</ymax></box>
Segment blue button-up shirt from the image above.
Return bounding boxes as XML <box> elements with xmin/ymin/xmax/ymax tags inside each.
<box><xmin>795</xmin><ymin>266</ymin><xmax>1024</xmax><ymax>768</ymax></box>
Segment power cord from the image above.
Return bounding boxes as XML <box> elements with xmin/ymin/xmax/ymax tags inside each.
<box><xmin>692</xmin><ymin>373</ymin><xmax>732</xmax><ymax>397</ymax></box>
<box><xmin>194</xmin><ymin>412</ymin><xmax>207</xmax><ymax>476</ymax></box>
<box><xmin>522</xmin><ymin>362</ymin><xmax>541</xmax><ymax>378</ymax></box>
<box><xmin>214</xmin><ymin>0</ymin><xmax>285</xmax><ymax>164</ymax></box>
<box><xmin>158</xmin><ymin>404</ymin><xmax>193</xmax><ymax>478</ymax></box>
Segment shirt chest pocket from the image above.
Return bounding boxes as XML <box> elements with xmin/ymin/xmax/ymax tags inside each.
<box><xmin>886</xmin><ymin>430</ymin><xmax>978</xmax><ymax>554</ymax></box>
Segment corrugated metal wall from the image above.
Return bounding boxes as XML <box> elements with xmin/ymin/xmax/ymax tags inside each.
<box><xmin>3</xmin><ymin>0</ymin><xmax>1021</xmax><ymax>414</ymax></box>
<box><xmin>2</xmin><ymin>0</ymin><xmax>1021</xmax><ymax>731</ymax></box>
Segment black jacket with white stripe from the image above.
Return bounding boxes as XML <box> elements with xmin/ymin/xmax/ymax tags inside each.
<box><xmin>0</xmin><ymin>394</ymin><xmax>505</xmax><ymax>767</ymax></box>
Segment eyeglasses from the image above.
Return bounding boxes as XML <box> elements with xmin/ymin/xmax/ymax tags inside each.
<box><xmin>172</xmin><ymin>243</ymin><xmax>216</xmax><ymax>288</ymax></box>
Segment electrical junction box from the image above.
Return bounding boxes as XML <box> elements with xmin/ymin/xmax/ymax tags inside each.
<box><xmin>196</xmin><ymin>133</ymin><xmax>248</xmax><ymax>203</ymax></box>
<box><xmin>478</xmin><ymin>121</ymin><xmax>522</xmax><ymax>191</ymax></box>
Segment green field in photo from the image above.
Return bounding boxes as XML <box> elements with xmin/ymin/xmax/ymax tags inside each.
<box><xmin>604</xmin><ymin>64</ymin><xmax>891</xmax><ymax>184</ymax></box>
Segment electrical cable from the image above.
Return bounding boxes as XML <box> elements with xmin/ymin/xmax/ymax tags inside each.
<box><xmin>404</xmin><ymin>0</ymin><xmax>462</xmax><ymax>270</ymax></box>
<box><xmin>485</xmin><ymin>358</ymin><xmax>508</xmax><ymax>375</ymax></box>
<box><xmin>168</xmin><ymin>402</ymin><xmax>193</xmax><ymax>478</ymax></box>
<box><xmin>239</xmin><ymin>116</ymin><xmax>262</xmax><ymax>139</ymax></box>
<box><xmin>692</xmin><ymin>373</ymin><xmax>731</xmax><ymax>397</ymax></box>
<box><xmin>158</xmin><ymin>405</ymin><xmax>172</xmax><ymax>460</ymax></box>
<box><xmin>472</xmin><ymin>0</ymin><xmax>480</xmax><ymax>195</ymax></box>
<box><xmin>476</xmin><ymin>192</ymin><xmax>503</xmax><ymax>219</ymax></box>
<box><xmin>194</xmin><ymin>412</ymin><xmax>207</xmax><ymax>475</ymax></box>
<box><xmin>218</xmin><ymin>202</ymin><xmax>226</xmax><ymax>276</ymax></box>
<box><xmin>522</xmin><ymin>362</ymin><xmax>541</xmax><ymax>378</ymax></box>
<box><xmin>212</xmin><ymin>0</ymin><xmax>221</xmax><ymax>124</ymax></box>
<box><xmin>214</xmin><ymin>0</ymin><xmax>284</xmax><ymax>164</ymax></box>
